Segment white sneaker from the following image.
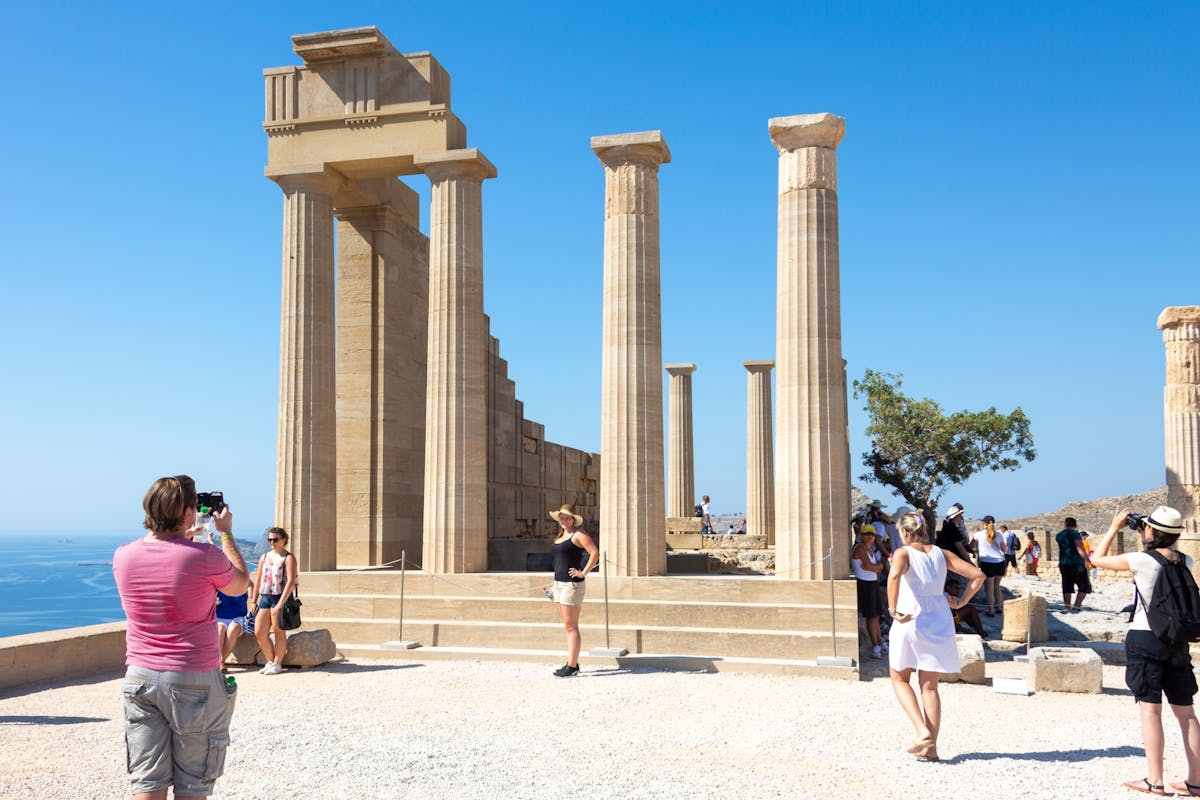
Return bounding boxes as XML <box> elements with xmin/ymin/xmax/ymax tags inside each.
<box><xmin>870</xmin><ymin>645</ymin><xmax>883</xmax><ymax>659</ymax></box>
<box><xmin>881</xmin><ymin>641</ymin><xmax>890</xmax><ymax>653</ymax></box>
<box><xmin>262</xmin><ymin>661</ymin><xmax>283</xmax><ymax>675</ymax></box>
<box><xmin>259</xmin><ymin>661</ymin><xmax>275</xmax><ymax>674</ymax></box>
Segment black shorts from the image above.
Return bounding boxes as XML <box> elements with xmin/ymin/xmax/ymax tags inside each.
<box><xmin>1005</xmin><ymin>554</ymin><xmax>1018</xmax><ymax>569</ymax></box>
<box><xmin>1060</xmin><ymin>563</ymin><xmax>1092</xmax><ymax>595</ymax></box>
<box><xmin>856</xmin><ymin>579</ymin><xmax>881</xmax><ymax>618</ymax></box>
<box><xmin>1126</xmin><ymin>629</ymin><xmax>1197</xmax><ymax>705</ymax></box>
<box><xmin>981</xmin><ymin>560</ymin><xmax>1007</xmax><ymax>578</ymax></box>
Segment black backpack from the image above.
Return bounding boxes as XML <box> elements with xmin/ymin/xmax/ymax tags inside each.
<box><xmin>1131</xmin><ymin>550</ymin><xmax>1200</xmax><ymax>644</ymax></box>
<box><xmin>694</xmin><ymin>504</ymin><xmax>703</xmax><ymax>518</ymax></box>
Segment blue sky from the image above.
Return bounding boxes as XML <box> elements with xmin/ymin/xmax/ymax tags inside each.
<box><xmin>0</xmin><ymin>2</ymin><xmax>1196</xmax><ymax>532</ymax></box>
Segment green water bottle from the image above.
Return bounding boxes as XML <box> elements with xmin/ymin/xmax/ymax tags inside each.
<box><xmin>224</xmin><ymin>675</ymin><xmax>236</xmax><ymax>695</ymax></box>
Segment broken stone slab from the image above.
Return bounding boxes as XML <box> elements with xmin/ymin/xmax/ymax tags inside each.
<box><xmin>1027</xmin><ymin>646</ymin><xmax>1103</xmax><ymax>693</ymax></box>
<box><xmin>942</xmin><ymin>634</ymin><xmax>985</xmax><ymax>684</ymax></box>
<box><xmin>1001</xmin><ymin>594</ymin><xmax>1048</xmax><ymax>643</ymax></box>
<box><xmin>231</xmin><ymin>629</ymin><xmax>337</xmax><ymax>668</ymax></box>
<box><xmin>1068</xmin><ymin>639</ymin><xmax>1127</xmax><ymax>665</ymax></box>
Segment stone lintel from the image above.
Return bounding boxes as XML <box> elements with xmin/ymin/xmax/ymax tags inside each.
<box><xmin>591</xmin><ymin>131</ymin><xmax>671</xmax><ymax>166</ymax></box>
<box><xmin>744</xmin><ymin>359</ymin><xmax>775</xmax><ymax>371</ymax></box>
<box><xmin>664</xmin><ymin>363</ymin><xmax>696</xmax><ymax>376</ymax></box>
<box><xmin>1158</xmin><ymin>306</ymin><xmax>1200</xmax><ymax>330</ymax></box>
<box><xmin>768</xmin><ymin>113</ymin><xmax>845</xmax><ymax>153</ymax></box>
<box><xmin>414</xmin><ymin>148</ymin><xmax>497</xmax><ymax>181</ymax></box>
<box><xmin>265</xmin><ymin>163</ymin><xmax>345</xmax><ymax>194</ymax></box>
<box><xmin>292</xmin><ymin>26</ymin><xmax>394</xmax><ymax>63</ymax></box>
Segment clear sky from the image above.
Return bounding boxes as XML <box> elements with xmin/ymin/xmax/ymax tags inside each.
<box><xmin>1</xmin><ymin>2</ymin><xmax>1196</xmax><ymax>533</ymax></box>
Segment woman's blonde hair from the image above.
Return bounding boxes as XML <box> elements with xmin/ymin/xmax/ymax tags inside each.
<box><xmin>898</xmin><ymin>510</ymin><xmax>930</xmax><ymax>544</ymax></box>
<box><xmin>985</xmin><ymin>520</ymin><xmax>997</xmax><ymax>545</ymax></box>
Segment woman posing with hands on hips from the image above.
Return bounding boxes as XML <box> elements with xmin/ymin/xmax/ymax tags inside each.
<box><xmin>547</xmin><ymin>504</ymin><xmax>599</xmax><ymax>678</ymax></box>
<box><xmin>888</xmin><ymin>509</ymin><xmax>984</xmax><ymax>763</ymax></box>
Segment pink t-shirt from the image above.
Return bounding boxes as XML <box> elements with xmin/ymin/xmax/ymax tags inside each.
<box><xmin>113</xmin><ymin>536</ymin><xmax>237</xmax><ymax>671</ymax></box>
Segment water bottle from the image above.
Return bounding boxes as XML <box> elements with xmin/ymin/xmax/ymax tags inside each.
<box><xmin>224</xmin><ymin>674</ymin><xmax>236</xmax><ymax>694</ymax></box>
<box><xmin>195</xmin><ymin>512</ymin><xmax>214</xmax><ymax>544</ymax></box>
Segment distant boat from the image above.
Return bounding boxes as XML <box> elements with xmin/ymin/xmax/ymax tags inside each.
<box><xmin>77</xmin><ymin>561</ymin><xmax>113</xmax><ymax>567</ymax></box>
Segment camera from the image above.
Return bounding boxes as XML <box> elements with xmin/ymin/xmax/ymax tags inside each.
<box><xmin>197</xmin><ymin>491</ymin><xmax>226</xmax><ymax>514</ymax></box>
<box><xmin>1126</xmin><ymin>512</ymin><xmax>1146</xmax><ymax>531</ymax></box>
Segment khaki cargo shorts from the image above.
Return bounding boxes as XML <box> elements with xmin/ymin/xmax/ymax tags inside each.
<box><xmin>122</xmin><ymin>665</ymin><xmax>236</xmax><ymax>797</ymax></box>
<box><xmin>551</xmin><ymin>579</ymin><xmax>586</xmax><ymax>606</ymax></box>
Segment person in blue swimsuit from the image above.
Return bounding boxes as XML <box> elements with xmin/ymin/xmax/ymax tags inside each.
<box><xmin>548</xmin><ymin>503</ymin><xmax>599</xmax><ymax>677</ymax></box>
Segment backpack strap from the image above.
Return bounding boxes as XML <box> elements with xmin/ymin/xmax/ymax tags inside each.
<box><xmin>1131</xmin><ymin>550</ymin><xmax>1172</xmax><ymax>623</ymax></box>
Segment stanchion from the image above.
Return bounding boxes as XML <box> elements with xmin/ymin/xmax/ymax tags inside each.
<box><xmin>382</xmin><ymin>549</ymin><xmax>421</xmax><ymax>650</ymax></box>
<box><xmin>817</xmin><ymin>546</ymin><xmax>853</xmax><ymax>667</ymax></box>
<box><xmin>589</xmin><ymin>548</ymin><xmax>628</xmax><ymax>657</ymax></box>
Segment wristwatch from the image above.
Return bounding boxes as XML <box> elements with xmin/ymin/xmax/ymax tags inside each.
<box><xmin>888</xmin><ymin>608</ymin><xmax>898</xmax><ymax>615</ymax></box>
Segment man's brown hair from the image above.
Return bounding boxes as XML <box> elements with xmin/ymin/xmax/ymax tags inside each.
<box><xmin>143</xmin><ymin>476</ymin><xmax>191</xmax><ymax>532</ymax></box>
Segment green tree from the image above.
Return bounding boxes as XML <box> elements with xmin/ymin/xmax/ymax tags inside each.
<box><xmin>852</xmin><ymin>369</ymin><xmax>1036</xmax><ymax>529</ymax></box>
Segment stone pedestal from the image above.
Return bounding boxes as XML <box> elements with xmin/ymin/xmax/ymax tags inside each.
<box><xmin>665</xmin><ymin>363</ymin><xmax>697</xmax><ymax>519</ymax></box>
<box><xmin>415</xmin><ymin>149</ymin><xmax>496</xmax><ymax>573</ymax></box>
<box><xmin>1027</xmin><ymin>647</ymin><xmax>1103</xmax><ymax>694</ymax></box>
<box><xmin>268</xmin><ymin>166</ymin><xmax>343</xmax><ymax>572</ymax></box>
<box><xmin>769</xmin><ymin>113</ymin><xmax>850</xmax><ymax>580</ymax></box>
<box><xmin>1159</xmin><ymin>307</ymin><xmax>1200</xmax><ymax>573</ymax></box>
<box><xmin>334</xmin><ymin>189</ymin><xmax>428</xmax><ymax>569</ymax></box>
<box><xmin>593</xmin><ymin>131</ymin><xmax>671</xmax><ymax>576</ymax></box>
<box><xmin>744</xmin><ymin>360</ymin><xmax>776</xmax><ymax>545</ymax></box>
<box><xmin>941</xmin><ymin>634</ymin><xmax>985</xmax><ymax>684</ymax></box>
<box><xmin>1001</xmin><ymin>594</ymin><xmax>1049</xmax><ymax>643</ymax></box>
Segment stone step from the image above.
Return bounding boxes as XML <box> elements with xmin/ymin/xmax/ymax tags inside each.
<box><xmin>305</xmin><ymin>593</ymin><xmax>857</xmax><ymax>631</ymax></box>
<box><xmin>299</xmin><ymin>571</ymin><xmax>854</xmax><ymax>605</ymax></box>
<box><xmin>309</xmin><ymin>617</ymin><xmax>855</xmax><ymax>660</ymax></box>
<box><xmin>333</xmin><ymin>643</ymin><xmax>858</xmax><ymax>679</ymax></box>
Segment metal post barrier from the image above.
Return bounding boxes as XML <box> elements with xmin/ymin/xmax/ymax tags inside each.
<box><xmin>589</xmin><ymin>549</ymin><xmax>628</xmax><ymax>657</ymax></box>
<box><xmin>817</xmin><ymin>547</ymin><xmax>853</xmax><ymax>667</ymax></box>
<box><xmin>382</xmin><ymin>549</ymin><xmax>421</xmax><ymax>650</ymax></box>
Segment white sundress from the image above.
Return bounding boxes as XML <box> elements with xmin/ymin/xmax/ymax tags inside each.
<box><xmin>888</xmin><ymin>545</ymin><xmax>961</xmax><ymax>673</ymax></box>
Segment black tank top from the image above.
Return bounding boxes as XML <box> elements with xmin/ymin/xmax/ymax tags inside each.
<box><xmin>552</xmin><ymin>534</ymin><xmax>588</xmax><ymax>582</ymax></box>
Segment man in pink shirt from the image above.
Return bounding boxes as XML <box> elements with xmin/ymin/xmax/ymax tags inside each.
<box><xmin>113</xmin><ymin>475</ymin><xmax>250</xmax><ymax>800</ymax></box>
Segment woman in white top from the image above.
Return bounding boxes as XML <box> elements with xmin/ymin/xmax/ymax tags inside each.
<box><xmin>1091</xmin><ymin>505</ymin><xmax>1200</xmax><ymax>797</ymax></box>
<box><xmin>250</xmin><ymin>526</ymin><xmax>297</xmax><ymax>676</ymax></box>
<box><xmin>852</xmin><ymin>525</ymin><xmax>886</xmax><ymax>659</ymax></box>
<box><xmin>888</xmin><ymin>509</ymin><xmax>984</xmax><ymax>762</ymax></box>
<box><xmin>972</xmin><ymin>515</ymin><xmax>1008</xmax><ymax>616</ymax></box>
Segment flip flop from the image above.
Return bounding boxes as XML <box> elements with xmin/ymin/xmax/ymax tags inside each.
<box><xmin>906</xmin><ymin>737</ymin><xmax>935</xmax><ymax>754</ymax></box>
<box><xmin>915</xmin><ymin>754</ymin><xmax>940</xmax><ymax>763</ymax></box>
<box><xmin>1123</xmin><ymin>778</ymin><xmax>1167</xmax><ymax>795</ymax></box>
<box><xmin>1171</xmin><ymin>781</ymin><xmax>1200</xmax><ymax>796</ymax></box>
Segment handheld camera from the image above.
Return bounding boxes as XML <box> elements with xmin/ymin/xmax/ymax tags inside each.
<box><xmin>1125</xmin><ymin>512</ymin><xmax>1146</xmax><ymax>531</ymax></box>
<box><xmin>197</xmin><ymin>491</ymin><xmax>226</xmax><ymax>515</ymax></box>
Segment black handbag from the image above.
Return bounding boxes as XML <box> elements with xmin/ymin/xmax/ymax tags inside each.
<box><xmin>278</xmin><ymin>590</ymin><xmax>302</xmax><ymax>630</ymax></box>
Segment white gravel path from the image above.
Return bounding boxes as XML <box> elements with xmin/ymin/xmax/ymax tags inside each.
<box><xmin>0</xmin><ymin>651</ymin><xmax>1187</xmax><ymax>800</ymax></box>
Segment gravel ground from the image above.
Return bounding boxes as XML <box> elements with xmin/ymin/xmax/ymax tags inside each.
<box><xmin>0</xmin><ymin>650</ymin><xmax>1187</xmax><ymax>800</ymax></box>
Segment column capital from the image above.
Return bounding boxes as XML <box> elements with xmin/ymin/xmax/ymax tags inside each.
<box><xmin>769</xmin><ymin>113</ymin><xmax>845</xmax><ymax>153</ymax></box>
<box><xmin>1159</xmin><ymin>306</ymin><xmax>1200</xmax><ymax>332</ymax></box>
<box><xmin>664</xmin><ymin>362</ymin><xmax>696</xmax><ymax>377</ymax></box>
<box><xmin>265</xmin><ymin>163</ymin><xmax>345</xmax><ymax>195</ymax></box>
<box><xmin>414</xmin><ymin>148</ymin><xmax>497</xmax><ymax>182</ymax></box>
<box><xmin>744</xmin><ymin>359</ymin><xmax>775</xmax><ymax>373</ymax></box>
<box><xmin>592</xmin><ymin>130</ymin><xmax>671</xmax><ymax>168</ymax></box>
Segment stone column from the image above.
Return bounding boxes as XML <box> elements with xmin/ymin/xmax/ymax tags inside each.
<box><xmin>593</xmin><ymin>131</ymin><xmax>671</xmax><ymax>576</ymax></box>
<box><xmin>744</xmin><ymin>360</ymin><xmax>776</xmax><ymax>546</ymax></box>
<box><xmin>769</xmin><ymin>113</ymin><xmax>850</xmax><ymax>580</ymax></box>
<box><xmin>334</xmin><ymin>197</ymin><xmax>428</xmax><ymax>568</ymax></box>
<box><xmin>267</xmin><ymin>165</ymin><xmax>343</xmax><ymax>572</ymax></box>
<box><xmin>1159</xmin><ymin>307</ymin><xmax>1200</xmax><ymax>570</ymax></box>
<box><xmin>664</xmin><ymin>363</ymin><xmax>697</xmax><ymax>519</ymax></box>
<box><xmin>414</xmin><ymin>149</ymin><xmax>496</xmax><ymax>573</ymax></box>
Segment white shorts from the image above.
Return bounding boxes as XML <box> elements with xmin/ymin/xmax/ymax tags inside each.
<box><xmin>551</xmin><ymin>580</ymin><xmax>586</xmax><ymax>606</ymax></box>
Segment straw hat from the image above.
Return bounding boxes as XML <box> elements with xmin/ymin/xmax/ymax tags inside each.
<box><xmin>1147</xmin><ymin>505</ymin><xmax>1185</xmax><ymax>534</ymax></box>
<box><xmin>549</xmin><ymin>504</ymin><xmax>584</xmax><ymax>527</ymax></box>
<box><xmin>946</xmin><ymin>503</ymin><xmax>965</xmax><ymax>519</ymax></box>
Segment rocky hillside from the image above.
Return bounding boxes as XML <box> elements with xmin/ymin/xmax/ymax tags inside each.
<box><xmin>1000</xmin><ymin>486</ymin><xmax>1167</xmax><ymax>533</ymax></box>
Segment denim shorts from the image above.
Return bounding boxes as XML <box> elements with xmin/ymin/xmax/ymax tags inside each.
<box><xmin>258</xmin><ymin>593</ymin><xmax>282</xmax><ymax>610</ymax></box>
<box><xmin>122</xmin><ymin>665</ymin><xmax>236</xmax><ymax>796</ymax></box>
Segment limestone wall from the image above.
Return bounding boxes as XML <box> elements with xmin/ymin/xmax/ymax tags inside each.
<box><xmin>486</xmin><ymin>325</ymin><xmax>599</xmax><ymax>570</ymax></box>
<box><xmin>0</xmin><ymin>622</ymin><xmax>125</xmax><ymax>692</ymax></box>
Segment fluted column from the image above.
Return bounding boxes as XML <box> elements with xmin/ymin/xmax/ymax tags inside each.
<box><xmin>414</xmin><ymin>149</ymin><xmax>496</xmax><ymax>573</ymax></box>
<box><xmin>1159</xmin><ymin>307</ymin><xmax>1200</xmax><ymax>570</ymax></box>
<box><xmin>268</xmin><ymin>165</ymin><xmax>343</xmax><ymax>572</ymax></box>
<box><xmin>744</xmin><ymin>360</ymin><xmax>776</xmax><ymax>546</ymax></box>
<box><xmin>593</xmin><ymin>131</ymin><xmax>671</xmax><ymax>576</ymax></box>
<box><xmin>769</xmin><ymin>113</ymin><xmax>850</xmax><ymax>580</ymax></box>
<box><xmin>665</xmin><ymin>363</ymin><xmax>697</xmax><ymax>518</ymax></box>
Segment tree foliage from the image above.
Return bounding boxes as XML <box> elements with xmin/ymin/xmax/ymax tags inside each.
<box><xmin>852</xmin><ymin>369</ymin><xmax>1036</xmax><ymax>518</ymax></box>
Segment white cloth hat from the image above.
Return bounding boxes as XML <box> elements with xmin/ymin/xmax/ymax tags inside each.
<box><xmin>1147</xmin><ymin>505</ymin><xmax>1184</xmax><ymax>534</ymax></box>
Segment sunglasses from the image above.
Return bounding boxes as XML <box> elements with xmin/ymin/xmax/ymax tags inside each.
<box><xmin>268</xmin><ymin>537</ymin><xmax>283</xmax><ymax>543</ymax></box>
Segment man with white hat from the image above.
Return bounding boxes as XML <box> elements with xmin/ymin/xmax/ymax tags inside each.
<box><xmin>1090</xmin><ymin>505</ymin><xmax>1199</xmax><ymax>796</ymax></box>
<box><xmin>935</xmin><ymin>503</ymin><xmax>972</xmax><ymax>562</ymax></box>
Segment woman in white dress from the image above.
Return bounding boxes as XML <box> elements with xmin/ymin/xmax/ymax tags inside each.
<box><xmin>887</xmin><ymin>509</ymin><xmax>984</xmax><ymax>761</ymax></box>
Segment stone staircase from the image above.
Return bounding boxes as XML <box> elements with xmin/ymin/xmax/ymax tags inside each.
<box><xmin>298</xmin><ymin>571</ymin><xmax>859</xmax><ymax>678</ymax></box>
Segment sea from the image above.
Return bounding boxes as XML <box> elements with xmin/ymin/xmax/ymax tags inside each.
<box><xmin>0</xmin><ymin>531</ymin><xmax>262</xmax><ymax>639</ymax></box>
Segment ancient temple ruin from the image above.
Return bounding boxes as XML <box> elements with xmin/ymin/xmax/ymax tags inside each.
<box><xmin>264</xmin><ymin>27</ymin><xmax>598</xmax><ymax>573</ymax></box>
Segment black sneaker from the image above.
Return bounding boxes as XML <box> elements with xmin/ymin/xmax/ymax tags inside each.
<box><xmin>553</xmin><ymin>664</ymin><xmax>580</xmax><ymax>678</ymax></box>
